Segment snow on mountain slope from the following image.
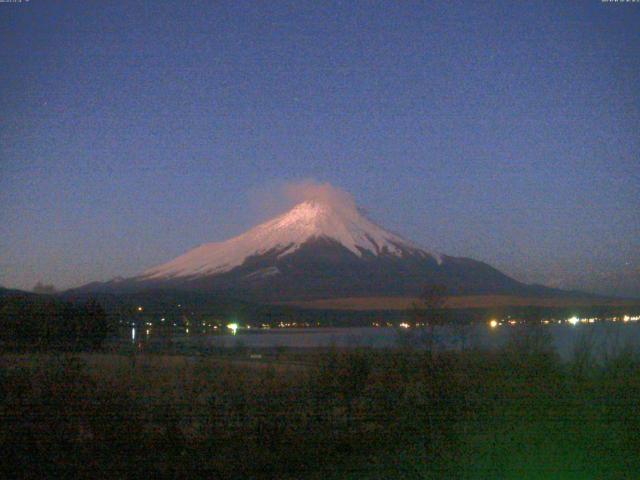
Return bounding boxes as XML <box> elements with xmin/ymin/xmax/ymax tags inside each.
<box><xmin>141</xmin><ymin>199</ymin><xmax>440</xmax><ymax>280</ymax></box>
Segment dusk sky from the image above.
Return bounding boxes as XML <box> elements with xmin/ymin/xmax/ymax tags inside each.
<box><xmin>1</xmin><ymin>1</ymin><xmax>639</xmax><ymax>297</ymax></box>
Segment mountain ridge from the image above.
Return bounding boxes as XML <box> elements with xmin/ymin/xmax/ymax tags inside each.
<box><xmin>140</xmin><ymin>199</ymin><xmax>440</xmax><ymax>281</ymax></box>
<box><xmin>72</xmin><ymin>198</ymin><xmax>579</xmax><ymax>301</ymax></box>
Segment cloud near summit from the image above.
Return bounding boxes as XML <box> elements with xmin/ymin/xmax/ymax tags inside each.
<box><xmin>283</xmin><ymin>181</ymin><xmax>357</xmax><ymax>213</ymax></box>
<box><xmin>247</xmin><ymin>180</ymin><xmax>363</xmax><ymax>228</ymax></box>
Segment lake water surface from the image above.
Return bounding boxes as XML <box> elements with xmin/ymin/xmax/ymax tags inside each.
<box><xmin>173</xmin><ymin>323</ymin><xmax>640</xmax><ymax>360</ymax></box>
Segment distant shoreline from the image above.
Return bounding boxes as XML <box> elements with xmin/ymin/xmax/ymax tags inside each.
<box><xmin>281</xmin><ymin>295</ymin><xmax>640</xmax><ymax>311</ymax></box>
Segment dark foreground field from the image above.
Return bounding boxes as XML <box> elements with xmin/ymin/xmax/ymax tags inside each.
<box><xmin>2</xmin><ymin>330</ymin><xmax>640</xmax><ymax>479</ymax></box>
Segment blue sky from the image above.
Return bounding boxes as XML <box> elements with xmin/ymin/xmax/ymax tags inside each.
<box><xmin>1</xmin><ymin>1</ymin><xmax>639</xmax><ymax>296</ymax></box>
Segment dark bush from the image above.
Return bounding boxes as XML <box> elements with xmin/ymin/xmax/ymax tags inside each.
<box><xmin>0</xmin><ymin>296</ymin><xmax>111</xmax><ymax>351</ymax></box>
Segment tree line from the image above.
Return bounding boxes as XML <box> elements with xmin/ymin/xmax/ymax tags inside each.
<box><xmin>0</xmin><ymin>294</ymin><xmax>110</xmax><ymax>351</ymax></box>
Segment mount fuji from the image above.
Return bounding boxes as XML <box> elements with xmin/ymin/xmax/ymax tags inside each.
<box><xmin>75</xmin><ymin>197</ymin><xmax>561</xmax><ymax>301</ymax></box>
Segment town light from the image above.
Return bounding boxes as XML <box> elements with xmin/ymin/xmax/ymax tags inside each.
<box><xmin>227</xmin><ymin>323</ymin><xmax>238</xmax><ymax>335</ymax></box>
<box><xmin>489</xmin><ymin>319</ymin><xmax>498</xmax><ymax>329</ymax></box>
<box><xmin>568</xmin><ymin>316</ymin><xmax>579</xmax><ymax>326</ymax></box>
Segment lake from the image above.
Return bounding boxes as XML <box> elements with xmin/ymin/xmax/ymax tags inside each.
<box><xmin>168</xmin><ymin>322</ymin><xmax>640</xmax><ymax>360</ymax></box>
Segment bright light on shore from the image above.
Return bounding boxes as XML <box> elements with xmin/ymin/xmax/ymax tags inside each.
<box><xmin>399</xmin><ymin>322</ymin><xmax>410</xmax><ymax>329</ymax></box>
<box><xmin>227</xmin><ymin>323</ymin><xmax>238</xmax><ymax>335</ymax></box>
<box><xmin>489</xmin><ymin>319</ymin><xmax>498</xmax><ymax>329</ymax></box>
<box><xmin>568</xmin><ymin>316</ymin><xmax>579</xmax><ymax>326</ymax></box>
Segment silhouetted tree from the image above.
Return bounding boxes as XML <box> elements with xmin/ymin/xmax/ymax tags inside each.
<box><xmin>0</xmin><ymin>295</ymin><xmax>110</xmax><ymax>351</ymax></box>
<box><xmin>82</xmin><ymin>299</ymin><xmax>110</xmax><ymax>349</ymax></box>
<box><xmin>412</xmin><ymin>284</ymin><xmax>449</xmax><ymax>354</ymax></box>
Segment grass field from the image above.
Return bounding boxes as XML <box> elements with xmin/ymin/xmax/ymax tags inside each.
<box><xmin>2</xmin><ymin>331</ymin><xmax>640</xmax><ymax>478</ymax></box>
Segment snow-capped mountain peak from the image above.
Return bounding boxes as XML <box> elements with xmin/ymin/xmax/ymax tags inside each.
<box><xmin>141</xmin><ymin>199</ymin><xmax>438</xmax><ymax>280</ymax></box>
